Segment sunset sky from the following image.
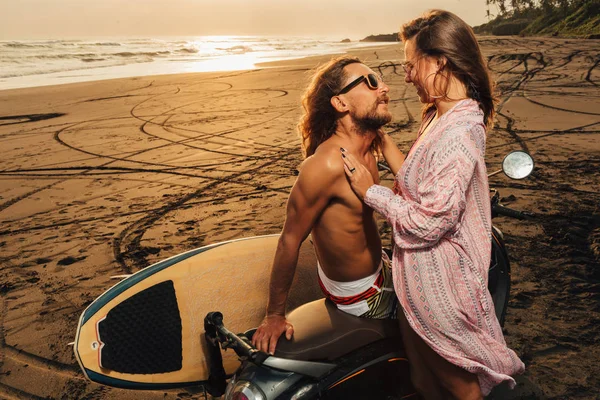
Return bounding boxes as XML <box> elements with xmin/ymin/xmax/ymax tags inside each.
<box><xmin>0</xmin><ymin>0</ymin><xmax>494</xmax><ymax>40</ymax></box>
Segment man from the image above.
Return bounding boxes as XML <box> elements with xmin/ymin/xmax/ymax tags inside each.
<box><xmin>252</xmin><ymin>56</ymin><xmax>397</xmax><ymax>355</ymax></box>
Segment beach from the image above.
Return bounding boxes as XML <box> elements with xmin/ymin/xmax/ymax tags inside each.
<box><xmin>0</xmin><ymin>37</ymin><xmax>599</xmax><ymax>399</ymax></box>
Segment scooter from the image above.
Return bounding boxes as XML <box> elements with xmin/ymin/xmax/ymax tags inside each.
<box><xmin>203</xmin><ymin>151</ymin><xmax>535</xmax><ymax>400</ymax></box>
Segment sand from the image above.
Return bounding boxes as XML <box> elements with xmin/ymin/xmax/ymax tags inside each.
<box><xmin>0</xmin><ymin>37</ymin><xmax>598</xmax><ymax>399</ymax></box>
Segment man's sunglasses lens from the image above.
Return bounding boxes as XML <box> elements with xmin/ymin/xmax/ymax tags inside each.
<box><xmin>366</xmin><ymin>74</ymin><xmax>379</xmax><ymax>89</ymax></box>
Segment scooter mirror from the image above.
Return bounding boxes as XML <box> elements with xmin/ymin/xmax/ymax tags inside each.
<box><xmin>502</xmin><ymin>151</ymin><xmax>534</xmax><ymax>180</ymax></box>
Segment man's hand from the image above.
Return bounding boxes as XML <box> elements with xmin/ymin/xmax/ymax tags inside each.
<box><xmin>251</xmin><ymin>314</ymin><xmax>294</xmax><ymax>355</ymax></box>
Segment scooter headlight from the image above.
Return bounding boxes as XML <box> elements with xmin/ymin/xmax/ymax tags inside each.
<box><xmin>225</xmin><ymin>380</ymin><xmax>266</xmax><ymax>400</ymax></box>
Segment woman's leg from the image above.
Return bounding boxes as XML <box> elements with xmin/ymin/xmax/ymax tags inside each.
<box><xmin>418</xmin><ymin>342</ymin><xmax>483</xmax><ymax>400</ymax></box>
<box><xmin>400</xmin><ymin>311</ymin><xmax>483</xmax><ymax>400</ymax></box>
<box><xmin>397</xmin><ymin>309</ymin><xmax>445</xmax><ymax>400</ymax></box>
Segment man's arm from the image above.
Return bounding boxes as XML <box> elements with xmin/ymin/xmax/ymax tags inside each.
<box><xmin>252</xmin><ymin>155</ymin><xmax>337</xmax><ymax>354</ymax></box>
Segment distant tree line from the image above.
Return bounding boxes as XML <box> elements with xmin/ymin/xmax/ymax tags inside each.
<box><xmin>486</xmin><ymin>0</ymin><xmax>595</xmax><ymax>19</ymax></box>
<box><xmin>475</xmin><ymin>0</ymin><xmax>598</xmax><ymax>36</ymax></box>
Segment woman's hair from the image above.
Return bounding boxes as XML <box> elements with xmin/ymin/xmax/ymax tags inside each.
<box><xmin>298</xmin><ymin>56</ymin><xmax>381</xmax><ymax>158</ymax></box>
<box><xmin>401</xmin><ymin>10</ymin><xmax>497</xmax><ymax>129</ymax></box>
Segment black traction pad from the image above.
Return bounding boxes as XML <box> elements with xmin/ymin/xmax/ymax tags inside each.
<box><xmin>98</xmin><ymin>280</ymin><xmax>183</xmax><ymax>374</ymax></box>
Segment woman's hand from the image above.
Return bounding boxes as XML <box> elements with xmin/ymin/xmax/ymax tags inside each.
<box><xmin>341</xmin><ymin>149</ymin><xmax>375</xmax><ymax>201</ymax></box>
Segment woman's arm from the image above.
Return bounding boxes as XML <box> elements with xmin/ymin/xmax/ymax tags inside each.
<box><xmin>365</xmin><ymin>126</ymin><xmax>483</xmax><ymax>249</ymax></box>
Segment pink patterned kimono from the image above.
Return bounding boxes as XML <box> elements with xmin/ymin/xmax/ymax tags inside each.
<box><xmin>364</xmin><ymin>99</ymin><xmax>525</xmax><ymax>395</ymax></box>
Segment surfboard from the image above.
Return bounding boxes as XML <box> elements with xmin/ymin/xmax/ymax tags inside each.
<box><xmin>73</xmin><ymin>235</ymin><xmax>323</xmax><ymax>390</ymax></box>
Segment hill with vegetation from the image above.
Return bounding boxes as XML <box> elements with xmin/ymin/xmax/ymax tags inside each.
<box><xmin>473</xmin><ymin>0</ymin><xmax>599</xmax><ymax>37</ymax></box>
<box><xmin>359</xmin><ymin>33</ymin><xmax>400</xmax><ymax>42</ymax></box>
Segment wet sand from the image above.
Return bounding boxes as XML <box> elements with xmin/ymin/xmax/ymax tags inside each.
<box><xmin>0</xmin><ymin>37</ymin><xmax>599</xmax><ymax>399</ymax></box>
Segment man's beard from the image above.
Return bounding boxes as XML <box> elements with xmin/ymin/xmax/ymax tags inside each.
<box><xmin>350</xmin><ymin>100</ymin><xmax>392</xmax><ymax>134</ymax></box>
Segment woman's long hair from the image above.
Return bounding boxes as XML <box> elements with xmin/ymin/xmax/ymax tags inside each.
<box><xmin>298</xmin><ymin>56</ymin><xmax>361</xmax><ymax>158</ymax></box>
<box><xmin>401</xmin><ymin>10</ymin><xmax>497</xmax><ymax>129</ymax></box>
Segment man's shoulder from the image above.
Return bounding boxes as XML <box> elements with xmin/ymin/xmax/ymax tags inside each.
<box><xmin>299</xmin><ymin>143</ymin><xmax>345</xmax><ymax>178</ymax></box>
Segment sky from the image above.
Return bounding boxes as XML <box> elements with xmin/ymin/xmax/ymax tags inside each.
<box><xmin>0</xmin><ymin>0</ymin><xmax>494</xmax><ymax>40</ymax></box>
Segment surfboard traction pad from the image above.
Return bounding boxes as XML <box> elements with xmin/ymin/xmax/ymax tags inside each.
<box><xmin>98</xmin><ymin>280</ymin><xmax>183</xmax><ymax>374</ymax></box>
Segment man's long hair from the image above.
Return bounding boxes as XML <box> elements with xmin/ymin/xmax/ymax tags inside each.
<box><xmin>298</xmin><ymin>56</ymin><xmax>361</xmax><ymax>158</ymax></box>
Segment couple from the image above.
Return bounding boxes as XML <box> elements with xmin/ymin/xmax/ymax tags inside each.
<box><xmin>251</xmin><ymin>10</ymin><xmax>525</xmax><ymax>400</ymax></box>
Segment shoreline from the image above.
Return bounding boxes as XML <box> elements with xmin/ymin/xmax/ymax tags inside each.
<box><xmin>0</xmin><ymin>42</ymin><xmax>398</xmax><ymax>92</ymax></box>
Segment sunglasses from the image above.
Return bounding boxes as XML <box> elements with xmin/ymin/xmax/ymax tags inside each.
<box><xmin>336</xmin><ymin>73</ymin><xmax>380</xmax><ymax>95</ymax></box>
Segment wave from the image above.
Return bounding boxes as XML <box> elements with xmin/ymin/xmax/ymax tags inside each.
<box><xmin>30</xmin><ymin>53</ymin><xmax>98</xmax><ymax>60</ymax></box>
<box><xmin>0</xmin><ymin>60</ymin><xmax>130</xmax><ymax>79</ymax></box>
<box><xmin>81</xmin><ymin>58</ymin><xmax>107</xmax><ymax>63</ymax></box>
<box><xmin>1</xmin><ymin>40</ymin><xmax>86</xmax><ymax>48</ymax></box>
<box><xmin>113</xmin><ymin>51</ymin><xmax>171</xmax><ymax>57</ymax></box>
<box><xmin>2</xmin><ymin>50</ymin><xmax>174</xmax><ymax>64</ymax></box>
<box><xmin>217</xmin><ymin>45</ymin><xmax>253</xmax><ymax>53</ymax></box>
<box><xmin>3</xmin><ymin>42</ymin><xmax>52</xmax><ymax>49</ymax></box>
<box><xmin>3</xmin><ymin>40</ymin><xmax>122</xmax><ymax>49</ymax></box>
<box><xmin>91</xmin><ymin>42</ymin><xmax>122</xmax><ymax>46</ymax></box>
<box><xmin>177</xmin><ymin>47</ymin><xmax>199</xmax><ymax>54</ymax></box>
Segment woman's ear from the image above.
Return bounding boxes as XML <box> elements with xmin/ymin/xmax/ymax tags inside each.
<box><xmin>437</xmin><ymin>56</ymin><xmax>447</xmax><ymax>70</ymax></box>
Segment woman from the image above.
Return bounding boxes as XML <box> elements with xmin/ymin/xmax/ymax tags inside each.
<box><xmin>341</xmin><ymin>10</ymin><xmax>525</xmax><ymax>400</ymax></box>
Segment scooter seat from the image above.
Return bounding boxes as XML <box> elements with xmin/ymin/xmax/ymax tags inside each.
<box><xmin>275</xmin><ymin>299</ymin><xmax>400</xmax><ymax>361</ymax></box>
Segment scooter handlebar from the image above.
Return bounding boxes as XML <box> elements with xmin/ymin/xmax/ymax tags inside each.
<box><xmin>205</xmin><ymin>312</ymin><xmax>267</xmax><ymax>362</ymax></box>
<box><xmin>206</xmin><ymin>311</ymin><xmax>224</xmax><ymax>327</ymax></box>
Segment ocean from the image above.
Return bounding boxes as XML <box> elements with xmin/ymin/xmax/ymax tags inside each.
<box><xmin>0</xmin><ymin>36</ymin><xmax>394</xmax><ymax>91</ymax></box>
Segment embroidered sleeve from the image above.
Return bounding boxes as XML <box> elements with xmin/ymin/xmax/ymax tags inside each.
<box><xmin>364</xmin><ymin>124</ymin><xmax>484</xmax><ymax>249</ymax></box>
